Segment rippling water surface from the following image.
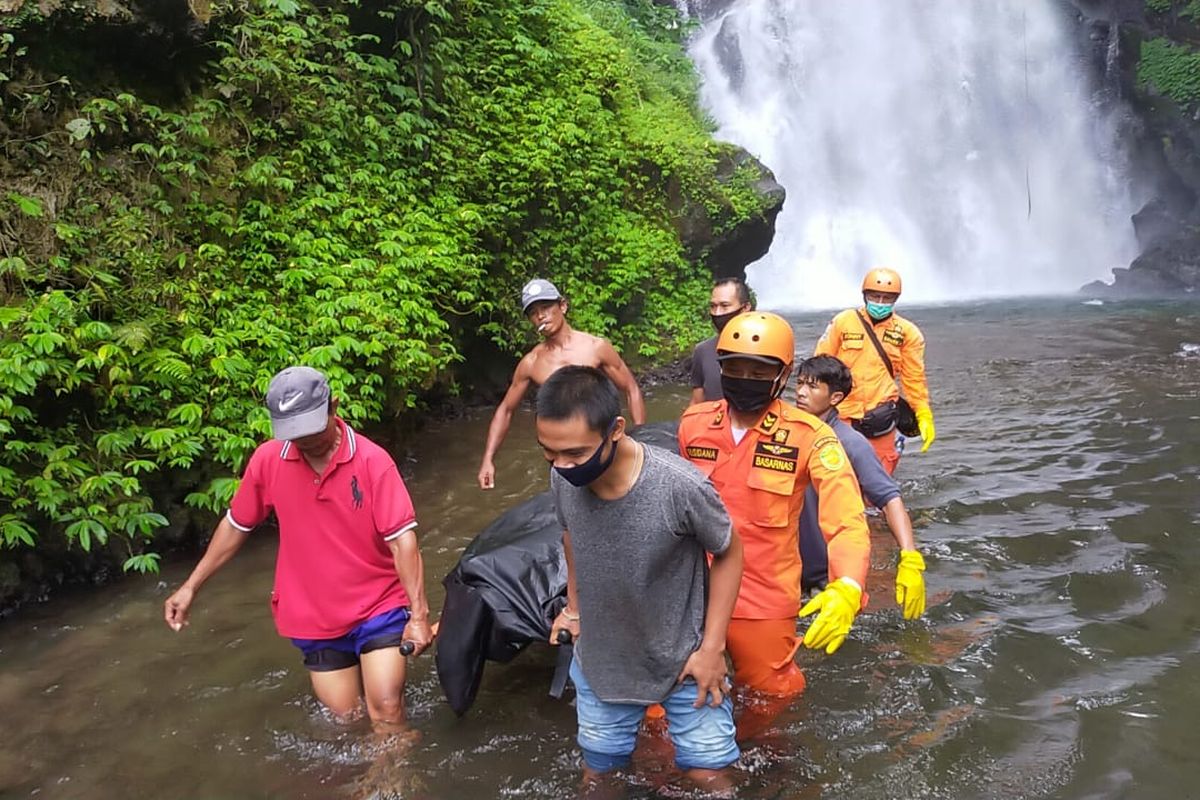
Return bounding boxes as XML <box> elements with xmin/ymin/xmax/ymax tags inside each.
<box><xmin>2</xmin><ymin>300</ymin><xmax>1198</xmax><ymax>799</ymax></box>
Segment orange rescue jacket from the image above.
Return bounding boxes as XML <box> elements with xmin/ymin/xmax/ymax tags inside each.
<box><xmin>813</xmin><ymin>308</ymin><xmax>930</xmax><ymax>422</ymax></box>
<box><xmin>678</xmin><ymin>398</ymin><xmax>870</xmax><ymax>620</ymax></box>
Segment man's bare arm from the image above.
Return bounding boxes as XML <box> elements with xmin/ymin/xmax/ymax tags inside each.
<box><xmin>596</xmin><ymin>340</ymin><xmax>646</xmax><ymax>425</ymax></box>
<box><xmin>881</xmin><ymin>496</ymin><xmax>917</xmax><ymax>552</ymax></box>
<box><xmin>388</xmin><ymin>531</ymin><xmax>433</xmax><ymax>654</ymax></box>
<box><xmin>689</xmin><ymin>387</ymin><xmax>706</xmax><ymax>406</ymax></box>
<box><xmin>163</xmin><ymin>515</ymin><xmax>250</xmax><ymax>631</ymax></box>
<box><xmin>678</xmin><ymin>529</ymin><xmax>742</xmax><ymax>707</ymax></box>
<box><xmin>549</xmin><ymin>530</ymin><xmax>581</xmax><ymax>643</ymax></box>
<box><xmin>478</xmin><ymin>359</ymin><xmax>534</xmax><ymax>489</ymax></box>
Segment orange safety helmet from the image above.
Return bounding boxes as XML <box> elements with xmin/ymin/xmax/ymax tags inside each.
<box><xmin>862</xmin><ymin>267</ymin><xmax>902</xmax><ymax>294</ymax></box>
<box><xmin>716</xmin><ymin>311</ymin><xmax>796</xmax><ymax>367</ymax></box>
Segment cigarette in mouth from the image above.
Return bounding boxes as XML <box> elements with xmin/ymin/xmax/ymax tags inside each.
<box><xmin>538</xmin><ymin>323</ymin><xmax>548</xmax><ymax>332</ymax></box>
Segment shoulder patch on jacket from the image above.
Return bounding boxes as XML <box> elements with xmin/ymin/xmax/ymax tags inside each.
<box><xmin>681</xmin><ymin>400</ymin><xmax>723</xmax><ymax>419</ymax></box>
<box><xmin>778</xmin><ymin>404</ymin><xmax>824</xmax><ymax>430</ymax></box>
<box><xmin>817</xmin><ymin>442</ymin><xmax>846</xmax><ymax>471</ymax></box>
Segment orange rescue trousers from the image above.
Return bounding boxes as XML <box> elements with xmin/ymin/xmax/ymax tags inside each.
<box><xmin>866</xmin><ymin>430</ymin><xmax>899</xmax><ymax>475</ymax></box>
<box><xmin>726</xmin><ymin>617</ymin><xmax>807</xmax><ymax>742</ymax></box>
<box><xmin>726</xmin><ymin>617</ymin><xmax>807</xmax><ymax>696</ymax></box>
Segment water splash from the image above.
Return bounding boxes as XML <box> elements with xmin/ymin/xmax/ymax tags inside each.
<box><xmin>688</xmin><ymin>0</ymin><xmax>1138</xmax><ymax>308</ymax></box>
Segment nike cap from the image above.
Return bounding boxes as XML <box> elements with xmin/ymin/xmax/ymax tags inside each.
<box><xmin>265</xmin><ymin>366</ymin><xmax>331</xmax><ymax>441</ymax></box>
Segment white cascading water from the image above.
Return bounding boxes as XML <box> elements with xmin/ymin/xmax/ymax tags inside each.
<box><xmin>687</xmin><ymin>0</ymin><xmax>1139</xmax><ymax>307</ymax></box>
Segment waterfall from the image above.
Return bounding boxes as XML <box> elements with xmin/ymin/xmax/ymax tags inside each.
<box><xmin>688</xmin><ymin>0</ymin><xmax>1139</xmax><ymax>307</ymax></box>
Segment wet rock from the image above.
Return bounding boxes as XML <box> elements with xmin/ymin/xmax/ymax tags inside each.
<box><xmin>1132</xmin><ymin>196</ymin><xmax>1189</xmax><ymax>251</ymax></box>
<box><xmin>1082</xmin><ymin>230</ymin><xmax>1200</xmax><ymax>297</ymax></box>
<box><xmin>673</xmin><ymin>146</ymin><xmax>786</xmax><ymax>280</ymax></box>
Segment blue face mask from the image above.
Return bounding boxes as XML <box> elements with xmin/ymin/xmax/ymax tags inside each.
<box><xmin>554</xmin><ymin>421</ymin><xmax>619</xmax><ymax>487</ymax></box>
<box><xmin>865</xmin><ymin>301</ymin><xmax>894</xmax><ymax>321</ymax></box>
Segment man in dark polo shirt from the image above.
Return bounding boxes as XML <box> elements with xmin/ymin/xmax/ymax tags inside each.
<box><xmin>689</xmin><ymin>277</ymin><xmax>753</xmax><ymax>404</ymax></box>
<box><xmin>163</xmin><ymin>366</ymin><xmax>433</xmax><ymax>731</ymax></box>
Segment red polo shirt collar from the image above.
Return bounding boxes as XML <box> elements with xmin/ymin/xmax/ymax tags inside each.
<box><xmin>278</xmin><ymin>417</ymin><xmax>357</xmax><ymax>470</ymax></box>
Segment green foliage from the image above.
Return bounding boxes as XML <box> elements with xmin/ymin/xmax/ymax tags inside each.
<box><xmin>1146</xmin><ymin>0</ymin><xmax>1173</xmax><ymax>13</ymax></box>
<box><xmin>0</xmin><ymin>0</ymin><xmax>767</xmax><ymax>574</ymax></box>
<box><xmin>1138</xmin><ymin>37</ymin><xmax>1200</xmax><ymax>108</ymax></box>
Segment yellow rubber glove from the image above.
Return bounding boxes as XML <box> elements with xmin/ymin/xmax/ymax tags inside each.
<box><xmin>916</xmin><ymin>407</ymin><xmax>936</xmax><ymax>452</ymax></box>
<box><xmin>798</xmin><ymin>577</ymin><xmax>862</xmax><ymax>655</ymax></box>
<box><xmin>895</xmin><ymin>550</ymin><xmax>926</xmax><ymax>620</ymax></box>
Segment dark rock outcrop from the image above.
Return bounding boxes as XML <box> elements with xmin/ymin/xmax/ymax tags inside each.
<box><xmin>672</xmin><ymin>146</ymin><xmax>786</xmax><ymax>280</ymax></box>
<box><xmin>1082</xmin><ymin>231</ymin><xmax>1200</xmax><ymax>296</ymax></box>
<box><xmin>1065</xmin><ymin>0</ymin><xmax>1200</xmax><ymax>295</ymax></box>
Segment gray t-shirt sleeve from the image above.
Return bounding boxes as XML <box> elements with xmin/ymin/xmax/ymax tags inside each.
<box><xmin>690</xmin><ymin>343</ymin><xmax>705</xmax><ymax>388</ymax></box>
<box><xmin>550</xmin><ymin>469</ymin><xmax>569</xmax><ymax>530</ymax></box>
<box><xmin>677</xmin><ymin>471</ymin><xmax>732</xmax><ymax>556</ymax></box>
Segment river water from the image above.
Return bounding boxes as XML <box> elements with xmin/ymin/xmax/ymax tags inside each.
<box><xmin>1</xmin><ymin>300</ymin><xmax>1198</xmax><ymax>799</ymax></box>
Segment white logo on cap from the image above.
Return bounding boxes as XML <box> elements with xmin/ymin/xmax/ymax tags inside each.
<box><xmin>527</xmin><ymin>281</ymin><xmax>542</xmax><ymax>294</ymax></box>
<box><xmin>277</xmin><ymin>391</ymin><xmax>306</xmax><ymax>412</ymax></box>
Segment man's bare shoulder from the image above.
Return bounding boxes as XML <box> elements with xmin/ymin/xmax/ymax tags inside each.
<box><xmin>583</xmin><ymin>333</ymin><xmax>633</xmax><ymax>366</ymax></box>
<box><xmin>572</xmin><ymin>329</ymin><xmax>610</xmax><ymax>350</ymax></box>
<box><xmin>511</xmin><ymin>347</ymin><xmax>541</xmax><ymax>378</ymax></box>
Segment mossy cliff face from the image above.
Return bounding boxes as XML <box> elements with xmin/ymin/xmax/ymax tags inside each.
<box><xmin>0</xmin><ymin>0</ymin><xmax>782</xmax><ymax>611</ymax></box>
<box><xmin>1069</xmin><ymin>0</ymin><xmax>1200</xmax><ymax>295</ymax></box>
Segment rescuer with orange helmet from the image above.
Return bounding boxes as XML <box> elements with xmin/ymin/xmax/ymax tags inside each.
<box><xmin>678</xmin><ymin>312</ymin><xmax>871</xmax><ymax>731</ymax></box>
<box><xmin>813</xmin><ymin>268</ymin><xmax>934</xmax><ymax>474</ymax></box>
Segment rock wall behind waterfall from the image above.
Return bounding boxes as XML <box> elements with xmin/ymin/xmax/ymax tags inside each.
<box><xmin>1068</xmin><ymin>0</ymin><xmax>1200</xmax><ymax>296</ymax></box>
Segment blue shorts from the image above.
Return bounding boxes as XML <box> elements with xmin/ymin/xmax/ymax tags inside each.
<box><xmin>290</xmin><ymin>606</ymin><xmax>410</xmax><ymax>672</ymax></box>
<box><xmin>569</xmin><ymin>657</ymin><xmax>740</xmax><ymax>772</ymax></box>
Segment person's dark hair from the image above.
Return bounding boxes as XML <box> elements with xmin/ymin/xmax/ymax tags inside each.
<box><xmin>798</xmin><ymin>355</ymin><xmax>853</xmax><ymax>398</ymax></box>
<box><xmin>713</xmin><ymin>276</ymin><xmax>755</xmax><ymax>309</ymax></box>
<box><xmin>536</xmin><ymin>366</ymin><xmax>621</xmax><ymax>433</ymax></box>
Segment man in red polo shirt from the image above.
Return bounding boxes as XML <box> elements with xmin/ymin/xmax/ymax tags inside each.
<box><xmin>163</xmin><ymin>366</ymin><xmax>433</xmax><ymax>731</ymax></box>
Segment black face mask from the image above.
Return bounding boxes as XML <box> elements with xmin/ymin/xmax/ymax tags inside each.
<box><xmin>711</xmin><ymin>310</ymin><xmax>740</xmax><ymax>333</ymax></box>
<box><xmin>554</xmin><ymin>422</ymin><xmax>619</xmax><ymax>487</ymax></box>
<box><xmin>720</xmin><ymin>375</ymin><xmax>777</xmax><ymax>414</ymax></box>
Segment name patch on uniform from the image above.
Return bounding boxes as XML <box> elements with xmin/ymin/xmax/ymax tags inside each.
<box><xmin>686</xmin><ymin>445</ymin><xmax>718</xmax><ymax>461</ymax></box>
<box><xmin>882</xmin><ymin>329</ymin><xmax>905</xmax><ymax>346</ymax></box>
<box><xmin>759</xmin><ymin>411</ymin><xmax>779</xmax><ymax>432</ymax></box>
<box><xmin>753</xmin><ymin>454</ymin><xmax>798</xmax><ymax>473</ymax></box>
<box><xmin>753</xmin><ymin>441</ymin><xmax>797</xmax><ymax>473</ymax></box>
<box><xmin>842</xmin><ymin>332</ymin><xmax>864</xmax><ymax>341</ymax></box>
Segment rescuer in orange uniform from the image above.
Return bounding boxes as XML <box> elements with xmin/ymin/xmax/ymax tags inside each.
<box><xmin>814</xmin><ymin>268</ymin><xmax>935</xmax><ymax>474</ymax></box>
<box><xmin>678</xmin><ymin>312</ymin><xmax>871</xmax><ymax>726</ymax></box>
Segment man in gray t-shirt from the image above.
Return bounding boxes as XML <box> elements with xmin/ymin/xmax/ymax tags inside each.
<box><xmin>537</xmin><ymin>366</ymin><xmax>743</xmax><ymax>790</ymax></box>
<box><xmin>795</xmin><ymin>355</ymin><xmax>927</xmax><ymax>620</ymax></box>
<box><xmin>689</xmin><ymin>277</ymin><xmax>753</xmax><ymax>405</ymax></box>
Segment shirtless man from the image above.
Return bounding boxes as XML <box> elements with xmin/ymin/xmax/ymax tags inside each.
<box><xmin>477</xmin><ymin>278</ymin><xmax>646</xmax><ymax>490</ymax></box>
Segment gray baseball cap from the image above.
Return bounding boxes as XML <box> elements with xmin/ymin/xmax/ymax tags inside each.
<box><xmin>520</xmin><ymin>279</ymin><xmax>562</xmax><ymax>313</ymax></box>
<box><xmin>265</xmin><ymin>366</ymin><xmax>332</xmax><ymax>440</ymax></box>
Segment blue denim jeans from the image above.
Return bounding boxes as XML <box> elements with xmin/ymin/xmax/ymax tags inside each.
<box><xmin>569</xmin><ymin>657</ymin><xmax>740</xmax><ymax>772</ymax></box>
